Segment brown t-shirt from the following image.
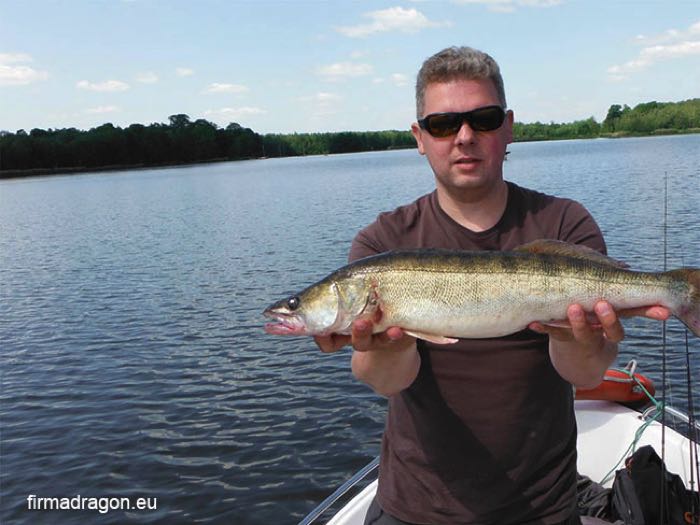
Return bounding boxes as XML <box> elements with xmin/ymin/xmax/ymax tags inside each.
<box><xmin>349</xmin><ymin>182</ymin><xmax>606</xmax><ymax>525</ymax></box>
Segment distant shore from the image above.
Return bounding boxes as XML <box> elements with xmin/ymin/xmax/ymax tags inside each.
<box><xmin>514</xmin><ymin>127</ymin><xmax>700</xmax><ymax>143</ymax></box>
<box><xmin>2</xmin><ymin>129</ymin><xmax>698</xmax><ymax>180</ymax></box>
<box><xmin>3</xmin><ymin>99</ymin><xmax>699</xmax><ymax>179</ymax></box>
<box><xmin>0</xmin><ymin>157</ymin><xmax>247</xmax><ymax>180</ymax></box>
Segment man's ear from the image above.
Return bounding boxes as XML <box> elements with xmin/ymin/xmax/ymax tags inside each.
<box><xmin>411</xmin><ymin>122</ymin><xmax>426</xmax><ymax>155</ymax></box>
<box><xmin>504</xmin><ymin>109</ymin><xmax>514</xmax><ymax>145</ymax></box>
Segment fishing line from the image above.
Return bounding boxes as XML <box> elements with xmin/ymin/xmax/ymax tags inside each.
<box><xmin>599</xmin><ymin>369</ymin><xmax>664</xmax><ymax>486</ymax></box>
<box><xmin>661</xmin><ymin>170</ymin><xmax>669</xmax><ymax>524</ymax></box>
<box><xmin>686</xmin><ymin>330</ymin><xmax>699</xmax><ymax>514</ymax></box>
<box><xmin>679</xmin><ymin>247</ymin><xmax>700</xmax><ymax>504</ymax></box>
<box><xmin>599</xmin><ymin>407</ymin><xmax>663</xmax><ymax>486</ymax></box>
<box><xmin>668</xmin><ymin>168</ymin><xmax>700</xmax><ymax>523</ymax></box>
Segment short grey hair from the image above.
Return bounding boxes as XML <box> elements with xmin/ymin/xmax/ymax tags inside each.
<box><xmin>415</xmin><ymin>46</ymin><xmax>507</xmax><ymax>118</ymax></box>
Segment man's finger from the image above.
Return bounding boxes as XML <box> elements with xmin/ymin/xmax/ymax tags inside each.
<box><xmin>385</xmin><ymin>326</ymin><xmax>406</xmax><ymax>341</ymax></box>
<box><xmin>568</xmin><ymin>304</ymin><xmax>599</xmax><ymax>344</ymax></box>
<box><xmin>616</xmin><ymin>305</ymin><xmax>671</xmax><ymax>321</ymax></box>
<box><xmin>351</xmin><ymin>319</ymin><xmax>374</xmax><ymax>352</ymax></box>
<box><xmin>314</xmin><ymin>334</ymin><xmax>350</xmax><ymax>353</ymax></box>
<box><xmin>314</xmin><ymin>335</ymin><xmax>332</xmax><ymax>353</ymax></box>
<box><xmin>595</xmin><ymin>301</ymin><xmax>624</xmax><ymax>343</ymax></box>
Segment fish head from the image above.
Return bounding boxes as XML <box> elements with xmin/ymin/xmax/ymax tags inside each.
<box><xmin>263</xmin><ymin>279</ymin><xmax>342</xmax><ymax>336</ymax></box>
<box><xmin>263</xmin><ymin>273</ymin><xmax>375</xmax><ymax>337</ymax></box>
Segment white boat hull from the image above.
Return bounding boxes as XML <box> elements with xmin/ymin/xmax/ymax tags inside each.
<box><xmin>325</xmin><ymin>400</ymin><xmax>698</xmax><ymax>525</ymax></box>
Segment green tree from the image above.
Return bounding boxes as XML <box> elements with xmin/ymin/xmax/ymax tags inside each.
<box><xmin>603</xmin><ymin>104</ymin><xmax>623</xmax><ymax>132</ymax></box>
<box><xmin>168</xmin><ymin>114</ymin><xmax>191</xmax><ymax>128</ymax></box>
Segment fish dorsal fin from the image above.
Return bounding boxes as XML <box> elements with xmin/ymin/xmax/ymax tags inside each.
<box><xmin>515</xmin><ymin>240</ymin><xmax>629</xmax><ymax>269</ymax></box>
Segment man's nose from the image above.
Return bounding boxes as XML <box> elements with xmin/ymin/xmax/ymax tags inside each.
<box><xmin>455</xmin><ymin>120</ymin><xmax>476</xmax><ymax>144</ymax></box>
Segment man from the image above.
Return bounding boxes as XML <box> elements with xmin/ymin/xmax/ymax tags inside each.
<box><xmin>315</xmin><ymin>46</ymin><xmax>669</xmax><ymax>525</ymax></box>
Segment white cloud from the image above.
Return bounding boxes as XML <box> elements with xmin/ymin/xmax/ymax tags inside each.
<box><xmin>0</xmin><ymin>52</ymin><xmax>32</xmax><ymax>64</ymax></box>
<box><xmin>176</xmin><ymin>67</ymin><xmax>194</xmax><ymax>77</ymax></box>
<box><xmin>336</xmin><ymin>7</ymin><xmax>450</xmax><ymax>38</ymax></box>
<box><xmin>643</xmin><ymin>40</ymin><xmax>700</xmax><ymax>60</ymax></box>
<box><xmin>633</xmin><ymin>20</ymin><xmax>700</xmax><ymax>46</ymax></box>
<box><xmin>0</xmin><ymin>53</ymin><xmax>48</xmax><ymax>86</ymax></box>
<box><xmin>299</xmin><ymin>92</ymin><xmax>342</xmax><ymax>117</ymax></box>
<box><xmin>316</xmin><ymin>62</ymin><xmax>373</xmax><ymax>82</ymax></box>
<box><xmin>452</xmin><ymin>0</ymin><xmax>562</xmax><ymax>13</ymax></box>
<box><xmin>300</xmin><ymin>92</ymin><xmax>342</xmax><ymax>103</ymax></box>
<box><xmin>85</xmin><ymin>105</ymin><xmax>120</xmax><ymax>114</ymax></box>
<box><xmin>203</xmin><ymin>107</ymin><xmax>266</xmax><ymax>121</ymax></box>
<box><xmin>517</xmin><ymin>0</ymin><xmax>562</xmax><ymax>6</ymax></box>
<box><xmin>370</xmin><ymin>74</ymin><xmax>410</xmax><ymax>86</ymax></box>
<box><xmin>135</xmin><ymin>72</ymin><xmax>158</xmax><ymax>84</ymax></box>
<box><xmin>203</xmin><ymin>82</ymin><xmax>249</xmax><ymax>94</ymax></box>
<box><xmin>608</xmin><ymin>20</ymin><xmax>700</xmax><ymax>80</ymax></box>
<box><xmin>76</xmin><ymin>80</ymin><xmax>130</xmax><ymax>92</ymax></box>
<box><xmin>391</xmin><ymin>73</ymin><xmax>410</xmax><ymax>87</ymax></box>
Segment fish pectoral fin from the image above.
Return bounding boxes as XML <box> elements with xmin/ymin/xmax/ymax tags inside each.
<box><xmin>515</xmin><ymin>239</ymin><xmax>629</xmax><ymax>269</ymax></box>
<box><xmin>403</xmin><ymin>330</ymin><xmax>458</xmax><ymax>345</ymax></box>
<box><xmin>539</xmin><ymin>320</ymin><xmax>572</xmax><ymax>328</ymax></box>
<box><xmin>540</xmin><ymin>315</ymin><xmax>602</xmax><ymax>330</ymax></box>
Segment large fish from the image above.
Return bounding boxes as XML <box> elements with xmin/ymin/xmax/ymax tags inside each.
<box><xmin>263</xmin><ymin>241</ymin><xmax>700</xmax><ymax>343</ymax></box>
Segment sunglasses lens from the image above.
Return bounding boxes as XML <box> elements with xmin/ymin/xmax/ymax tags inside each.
<box><xmin>469</xmin><ymin>106</ymin><xmax>506</xmax><ymax>131</ymax></box>
<box><xmin>424</xmin><ymin>114</ymin><xmax>462</xmax><ymax>137</ymax></box>
<box><xmin>421</xmin><ymin>106</ymin><xmax>506</xmax><ymax>137</ymax></box>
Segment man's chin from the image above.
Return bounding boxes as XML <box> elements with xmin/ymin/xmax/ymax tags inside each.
<box><xmin>437</xmin><ymin>175</ymin><xmax>505</xmax><ymax>198</ymax></box>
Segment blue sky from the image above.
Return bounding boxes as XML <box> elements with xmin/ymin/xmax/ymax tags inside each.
<box><xmin>1</xmin><ymin>0</ymin><xmax>699</xmax><ymax>134</ymax></box>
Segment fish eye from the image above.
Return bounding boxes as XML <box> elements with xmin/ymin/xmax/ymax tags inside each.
<box><xmin>287</xmin><ymin>296</ymin><xmax>300</xmax><ymax>310</ymax></box>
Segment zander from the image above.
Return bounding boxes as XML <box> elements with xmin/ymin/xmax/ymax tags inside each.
<box><xmin>263</xmin><ymin>241</ymin><xmax>700</xmax><ymax>344</ymax></box>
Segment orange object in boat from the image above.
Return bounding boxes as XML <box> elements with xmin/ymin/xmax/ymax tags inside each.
<box><xmin>575</xmin><ymin>367</ymin><xmax>656</xmax><ymax>403</ymax></box>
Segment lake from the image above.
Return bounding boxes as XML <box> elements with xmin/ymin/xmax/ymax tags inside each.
<box><xmin>1</xmin><ymin>134</ymin><xmax>699</xmax><ymax>524</ymax></box>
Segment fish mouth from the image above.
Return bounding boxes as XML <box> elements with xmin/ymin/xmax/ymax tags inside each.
<box><xmin>263</xmin><ymin>310</ymin><xmax>307</xmax><ymax>336</ymax></box>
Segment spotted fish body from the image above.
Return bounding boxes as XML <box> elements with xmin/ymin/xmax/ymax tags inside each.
<box><xmin>263</xmin><ymin>241</ymin><xmax>700</xmax><ymax>342</ymax></box>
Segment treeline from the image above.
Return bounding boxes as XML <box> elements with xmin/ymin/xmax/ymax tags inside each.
<box><xmin>513</xmin><ymin>98</ymin><xmax>700</xmax><ymax>142</ymax></box>
<box><xmin>1</xmin><ymin>99</ymin><xmax>698</xmax><ymax>176</ymax></box>
<box><xmin>513</xmin><ymin>118</ymin><xmax>601</xmax><ymax>141</ymax></box>
<box><xmin>602</xmin><ymin>99</ymin><xmax>700</xmax><ymax>134</ymax></box>
<box><xmin>0</xmin><ymin>114</ymin><xmax>262</xmax><ymax>173</ymax></box>
<box><xmin>262</xmin><ymin>130</ymin><xmax>415</xmax><ymax>157</ymax></box>
<box><xmin>0</xmin><ymin>115</ymin><xmax>415</xmax><ymax>176</ymax></box>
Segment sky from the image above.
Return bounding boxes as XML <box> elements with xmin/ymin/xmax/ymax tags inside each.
<box><xmin>1</xmin><ymin>0</ymin><xmax>699</xmax><ymax>135</ymax></box>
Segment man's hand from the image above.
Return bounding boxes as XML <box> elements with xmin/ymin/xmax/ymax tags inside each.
<box><xmin>314</xmin><ymin>319</ymin><xmax>419</xmax><ymax>397</ymax></box>
<box><xmin>529</xmin><ymin>302</ymin><xmax>671</xmax><ymax>343</ymax></box>
<box><xmin>529</xmin><ymin>301</ymin><xmax>671</xmax><ymax>389</ymax></box>
<box><xmin>314</xmin><ymin>319</ymin><xmax>412</xmax><ymax>353</ymax></box>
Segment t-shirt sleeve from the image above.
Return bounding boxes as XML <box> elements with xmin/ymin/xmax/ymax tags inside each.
<box><xmin>349</xmin><ymin>223</ymin><xmax>384</xmax><ymax>262</ymax></box>
<box><xmin>558</xmin><ymin>200</ymin><xmax>607</xmax><ymax>255</ymax></box>
<box><xmin>348</xmin><ymin>193</ymin><xmax>431</xmax><ymax>262</ymax></box>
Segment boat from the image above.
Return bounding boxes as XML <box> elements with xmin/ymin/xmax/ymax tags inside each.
<box><xmin>299</xmin><ymin>362</ymin><xmax>700</xmax><ymax>525</ymax></box>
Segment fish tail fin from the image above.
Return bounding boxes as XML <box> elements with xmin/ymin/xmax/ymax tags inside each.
<box><xmin>669</xmin><ymin>268</ymin><xmax>700</xmax><ymax>337</ymax></box>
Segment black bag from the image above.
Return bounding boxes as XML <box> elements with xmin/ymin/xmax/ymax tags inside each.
<box><xmin>578</xmin><ymin>473</ymin><xmax>616</xmax><ymax>520</ymax></box>
<box><xmin>611</xmin><ymin>445</ymin><xmax>699</xmax><ymax>525</ymax></box>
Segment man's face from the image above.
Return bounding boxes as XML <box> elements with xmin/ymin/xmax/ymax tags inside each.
<box><xmin>411</xmin><ymin>78</ymin><xmax>513</xmax><ymax>200</ymax></box>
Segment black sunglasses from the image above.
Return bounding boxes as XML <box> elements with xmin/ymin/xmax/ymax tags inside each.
<box><xmin>418</xmin><ymin>105</ymin><xmax>506</xmax><ymax>137</ymax></box>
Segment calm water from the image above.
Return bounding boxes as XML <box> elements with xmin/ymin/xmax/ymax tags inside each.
<box><xmin>1</xmin><ymin>135</ymin><xmax>699</xmax><ymax>524</ymax></box>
